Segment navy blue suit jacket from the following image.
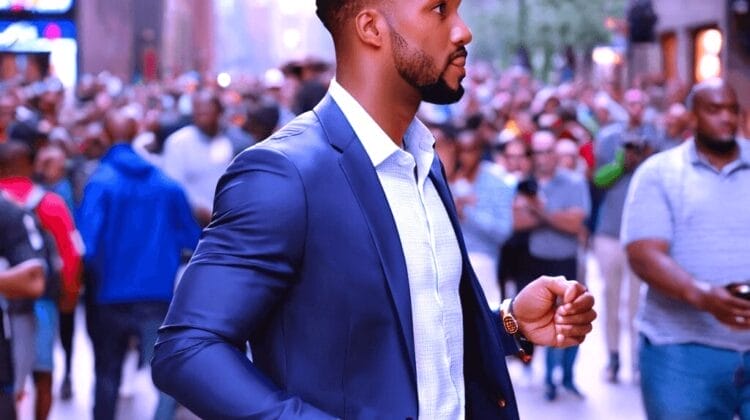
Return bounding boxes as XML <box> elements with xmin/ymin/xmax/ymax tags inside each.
<box><xmin>152</xmin><ymin>96</ymin><xmax>521</xmax><ymax>419</ymax></box>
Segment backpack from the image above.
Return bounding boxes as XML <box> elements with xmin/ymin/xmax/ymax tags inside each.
<box><xmin>7</xmin><ymin>186</ymin><xmax>62</xmax><ymax>314</ymax></box>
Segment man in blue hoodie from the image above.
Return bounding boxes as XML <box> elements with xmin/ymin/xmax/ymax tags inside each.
<box><xmin>77</xmin><ymin>108</ymin><xmax>201</xmax><ymax>420</ymax></box>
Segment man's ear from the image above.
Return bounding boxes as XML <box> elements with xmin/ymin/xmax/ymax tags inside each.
<box><xmin>354</xmin><ymin>9</ymin><xmax>386</xmax><ymax>49</ymax></box>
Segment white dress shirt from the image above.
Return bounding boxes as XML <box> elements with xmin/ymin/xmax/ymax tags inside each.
<box><xmin>162</xmin><ymin>125</ymin><xmax>234</xmax><ymax>212</ymax></box>
<box><xmin>329</xmin><ymin>80</ymin><xmax>465</xmax><ymax>419</ymax></box>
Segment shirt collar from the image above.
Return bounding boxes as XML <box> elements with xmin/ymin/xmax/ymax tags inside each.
<box><xmin>687</xmin><ymin>138</ymin><xmax>750</xmax><ymax>171</ymax></box>
<box><xmin>328</xmin><ymin>79</ymin><xmax>436</xmax><ymax>180</ymax></box>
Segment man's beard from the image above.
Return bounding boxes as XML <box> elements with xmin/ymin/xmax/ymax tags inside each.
<box><xmin>696</xmin><ymin>133</ymin><xmax>738</xmax><ymax>155</ymax></box>
<box><xmin>389</xmin><ymin>26</ymin><xmax>465</xmax><ymax>105</ymax></box>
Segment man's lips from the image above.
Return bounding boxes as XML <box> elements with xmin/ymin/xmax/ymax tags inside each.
<box><xmin>449</xmin><ymin>48</ymin><xmax>468</xmax><ymax>67</ymax></box>
<box><xmin>451</xmin><ymin>56</ymin><xmax>467</xmax><ymax>67</ymax></box>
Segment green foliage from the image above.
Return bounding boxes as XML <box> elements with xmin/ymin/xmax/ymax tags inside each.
<box><xmin>464</xmin><ymin>0</ymin><xmax>626</xmax><ymax>67</ymax></box>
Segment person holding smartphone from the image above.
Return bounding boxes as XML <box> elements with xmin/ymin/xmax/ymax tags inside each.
<box><xmin>623</xmin><ymin>78</ymin><xmax>750</xmax><ymax>419</ymax></box>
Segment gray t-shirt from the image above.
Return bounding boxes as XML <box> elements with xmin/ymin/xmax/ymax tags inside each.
<box><xmin>595</xmin><ymin>122</ymin><xmax>658</xmax><ymax>170</ymax></box>
<box><xmin>595</xmin><ymin>172</ymin><xmax>632</xmax><ymax>239</ymax></box>
<box><xmin>529</xmin><ymin>170</ymin><xmax>590</xmax><ymax>260</ymax></box>
<box><xmin>622</xmin><ymin>139</ymin><xmax>750</xmax><ymax>351</ymax></box>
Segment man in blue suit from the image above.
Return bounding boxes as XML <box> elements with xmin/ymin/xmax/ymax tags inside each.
<box><xmin>152</xmin><ymin>0</ymin><xmax>596</xmax><ymax>418</ymax></box>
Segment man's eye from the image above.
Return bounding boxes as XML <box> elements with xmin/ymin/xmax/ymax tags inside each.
<box><xmin>433</xmin><ymin>2</ymin><xmax>447</xmax><ymax>15</ymax></box>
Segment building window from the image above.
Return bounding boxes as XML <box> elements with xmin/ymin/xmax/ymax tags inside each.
<box><xmin>693</xmin><ymin>27</ymin><xmax>723</xmax><ymax>82</ymax></box>
<box><xmin>660</xmin><ymin>32</ymin><xmax>677</xmax><ymax>80</ymax></box>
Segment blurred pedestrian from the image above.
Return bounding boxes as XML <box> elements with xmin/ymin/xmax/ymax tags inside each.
<box><xmin>77</xmin><ymin>108</ymin><xmax>200</xmax><ymax>420</ymax></box>
<box><xmin>525</xmin><ymin>131</ymin><xmax>590</xmax><ymax>400</ymax></box>
<box><xmin>655</xmin><ymin>102</ymin><xmax>691</xmax><ymax>152</ymax></box>
<box><xmin>0</xmin><ymin>193</ymin><xmax>46</xmax><ymax>420</ymax></box>
<box><xmin>623</xmin><ymin>79</ymin><xmax>750</xmax><ymax>419</ymax></box>
<box><xmin>431</xmin><ymin>123</ymin><xmax>459</xmax><ymax>182</ymax></box>
<box><xmin>0</xmin><ymin>140</ymin><xmax>82</xmax><ymax>420</ymax></box>
<box><xmin>32</xmin><ymin>143</ymin><xmax>79</xmax><ymax>400</ymax></box>
<box><xmin>593</xmin><ymin>89</ymin><xmax>656</xmax><ymax>383</ymax></box>
<box><xmin>451</xmin><ymin>128</ymin><xmax>515</xmax><ymax>310</ymax></box>
<box><xmin>162</xmin><ymin>89</ymin><xmax>234</xmax><ymax>226</ymax></box>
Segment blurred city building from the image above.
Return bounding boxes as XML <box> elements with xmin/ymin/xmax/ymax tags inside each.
<box><xmin>0</xmin><ymin>0</ymin><xmax>334</xmax><ymax>87</ymax></box>
<box><xmin>78</xmin><ymin>0</ymin><xmax>333</xmax><ymax>85</ymax></box>
<box><xmin>651</xmin><ymin>0</ymin><xmax>750</xmax><ymax>107</ymax></box>
<box><xmin>2</xmin><ymin>0</ymin><xmax>748</xmax><ymax>107</ymax></box>
<box><xmin>212</xmin><ymin>0</ymin><xmax>333</xmax><ymax>76</ymax></box>
<box><xmin>78</xmin><ymin>0</ymin><xmax>213</xmax><ymax>82</ymax></box>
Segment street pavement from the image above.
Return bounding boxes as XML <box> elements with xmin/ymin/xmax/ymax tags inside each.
<box><xmin>15</xmin><ymin>254</ymin><xmax>645</xmax><ymax>420</ymax></box>
<box><xmin>511</xmin><ymin>254</ymin><xmax>646</xmax><ymax>420</ymax></box>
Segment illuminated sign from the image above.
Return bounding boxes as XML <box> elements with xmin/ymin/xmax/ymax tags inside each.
<box><xmin>0</xmin><ymin>0</ymin><xmax>74</xmax><ymax>15</ymax></box>
<box><xmin>0</xmin><ymin>20</ymin><xmax>77</xmax><ymax>87</ymax></box>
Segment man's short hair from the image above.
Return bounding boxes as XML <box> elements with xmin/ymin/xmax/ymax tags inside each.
<box><xmin>316</xmin><ymin>0</ymin><xmax>367</xmax><ymax>35</ymax></box>
<box><xmin>193</xmin><ymin>89</ymin><xmax>224</xmax><ymax>115</ymax></box>
<box><xmin>685</xmin><ymin>78</ymin><xmax>727</xmax><ymax>111</ymax></box>
<box><xmin>0</xmin><ymin>140</ymin><xmax>34</xmax><ymax>168</ymax></box>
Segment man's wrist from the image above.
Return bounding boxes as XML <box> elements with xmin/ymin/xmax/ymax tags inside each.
<box><xmin>500</xmin><ymin>298</ymin><xmax>532</xmax><ymax>362</ymax></box>
<box><xmin>500</xmin><ymin>298</ymin><xmax>519</xmax><ymax>334</ymax></box>
<box><xmin>685</xmin><ymin>280</ymin><xmax>711</xmax><ymax>310</ymax></box>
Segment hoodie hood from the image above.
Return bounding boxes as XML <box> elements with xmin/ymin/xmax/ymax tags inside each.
<box><xmin>102</xmin><ymin>143</ymin><xmax>154</xmax><ymax>177</ymax></box>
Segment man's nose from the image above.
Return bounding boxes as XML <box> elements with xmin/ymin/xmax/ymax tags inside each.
<box><xmin>451</xmin><ymin>15</ymin><xmax>473</xmax><ymax>46</ymax></box>
<box><xmin>720</xmin><ymin>108</ymin><xmax>738</xmax><ymax>126</ymax></box>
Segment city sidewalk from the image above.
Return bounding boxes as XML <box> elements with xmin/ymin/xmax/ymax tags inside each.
<box><xmin>511</xmin><ymin>255</ymin><xmax>646</xmax><ymax>420</ymax></box>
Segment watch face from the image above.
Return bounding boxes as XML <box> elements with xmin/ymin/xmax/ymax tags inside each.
<box><xmin>503</xmin><ymin>316</ymin><xmax>519</xmax><ymax>334</ymax></box>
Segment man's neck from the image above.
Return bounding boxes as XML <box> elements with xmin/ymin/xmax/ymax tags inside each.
<box><xmin>694</xmin><ymin>136</ymin><xmax>740</xmax><ymax>171</ymax></box>
<box><xmin>535</xmin><ymin>170</ymin><xmax>555</xmax><ymax>183</ymax></box>
<box><xmin>336</xmin><ymin>73</ymin><xmax>420</xmax><ymax>148</ymax></box>
<box><xmin>458</xmin><ymin>161</ymin><xmax>481</xmax><ymax>182</ymax></box>
<box><xmin>197</xmin><ymin>126</ymin><xmax>220</xmax><ymax>139</ymax></box>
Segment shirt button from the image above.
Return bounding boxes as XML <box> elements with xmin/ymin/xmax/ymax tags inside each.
<box><xmin>497</xmin><ymin>399</ymin><xmax>507</xmax><ymax>408</ymax></box>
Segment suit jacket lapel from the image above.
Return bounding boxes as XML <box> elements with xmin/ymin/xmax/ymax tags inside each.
<box><xmin>428</xmin><ymin>157</ymin><xmax>495</xmax><ymax>317</ymax></box>
<box><xmin>428</xmin><ymin>157</ymin><xmax>472</xmax><ymax>272</ymax></box>
<box><xmin>313</xmin><ymin>96</ymin><xmax>417</xmax><ymax>383</ymax></box>
<box><xmin>429</xmin><ymin>158</ymin><xmax>515</xmax><ymax>403</ymax></box>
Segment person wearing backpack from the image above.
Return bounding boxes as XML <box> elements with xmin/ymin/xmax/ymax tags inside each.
<box><xmin>0</xmin><ymin>193</ymin><xmax>46</xmax><ymax>420</ymax></box>
<box><xmin>0</xmin><ymin>140</ymin><xmax>83</xmax><ymax>420</ymax></box>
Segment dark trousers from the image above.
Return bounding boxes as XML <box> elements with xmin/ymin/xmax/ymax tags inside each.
<box><xmin>531</xmin><ymin>256</ymin><xmax>580</xmax><ymax>388</ymax></box>
<box><xmin>0</xmin><ymin>309</ymin><xmax>15</xmax><ymax>420</ymax></box>
<box><xmin>59</xmin><ymin>310</ymin><xmax>75</xmax><ymax>378</ymax></box>
<box><xmin>90</xmin><ymin>302</ymin><xmax>169</xmax><ymax>420</ymax></box>
<box><xmin>545</xmin><ymin>345</ymin><xmax>580</xmax><ymax>387</ymax></box>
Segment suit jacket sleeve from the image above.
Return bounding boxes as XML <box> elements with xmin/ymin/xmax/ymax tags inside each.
<box><xmin>151</xmin><ymin>146</ymin><xmax>336</xmax><ymax>420</ymax></box>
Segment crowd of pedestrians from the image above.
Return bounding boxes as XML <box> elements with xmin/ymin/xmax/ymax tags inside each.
<box><xmin>0</xmin><ymin>55</ymin><xmax>748</xmax><ymax>419</ymax></box>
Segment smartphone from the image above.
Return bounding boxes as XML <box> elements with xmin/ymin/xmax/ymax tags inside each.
<box><xmin>726</xmin><ymin>283</ymin><xmax>750</xmax><ymax>300</ymax></box>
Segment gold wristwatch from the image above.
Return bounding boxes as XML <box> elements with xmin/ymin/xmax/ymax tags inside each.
<box><xmin>500</xmin><ymin>298</ymin><xmax>519</xmax><ymax>334</ymax></box>
<box><xmin>500</xmin><ymin>298</ymin><xmax>532</xmax><ymax>363</ymax></box>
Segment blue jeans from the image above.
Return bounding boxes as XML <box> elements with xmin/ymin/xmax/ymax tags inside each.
<box><xmin>544</xmin><ymin>345</ymin><xmax>579</xmax><ymax>387</ymax></box>
<box><xmin>91</xmin><ymin>302</ymin><xmax>174</xmax><ymax>420</ymax></box>
<box><xmin>639</xmin><ymin>335</ymin><xmax>750</xmax><ymax>420</ymax></box>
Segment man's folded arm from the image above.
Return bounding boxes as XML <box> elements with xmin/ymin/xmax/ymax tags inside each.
<box><xmin>152</xmin><ymin>146</ymin><xmax>336</xmax><ymax>419</ymax></box>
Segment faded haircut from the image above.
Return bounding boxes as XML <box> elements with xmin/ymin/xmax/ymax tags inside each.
<box><xmin>315</xmin><ymin>0</ymin><xmax>372</xmax><ymax>37</ymax></box>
